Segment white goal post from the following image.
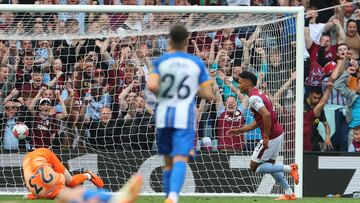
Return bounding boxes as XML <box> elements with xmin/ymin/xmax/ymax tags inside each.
<box><xmin>0</xmin><ymin>4</ymin><xmax>304</xmax><ymax>198</ymax></box>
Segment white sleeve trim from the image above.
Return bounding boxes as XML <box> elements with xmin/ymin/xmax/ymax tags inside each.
<box><xmin>249</xmin><ymin>95</ymin><xmax>265</xmax><ymax>112</ymax></box>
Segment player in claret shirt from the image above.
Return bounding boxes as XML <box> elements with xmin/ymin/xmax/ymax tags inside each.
<box><xmin>227</xmin><ymin>71</ymin><xmax>299</xmax><ymax>200</ymax></box>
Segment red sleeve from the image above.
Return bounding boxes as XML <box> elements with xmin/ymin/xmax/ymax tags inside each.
<box><xmin>309</xmin><ymin>42</ymin><xmax>319</xmax><ymax>51</ymax></box>
<box><xmin>330</xmin><ymin>45</ymin><xmax>338</xmax><ymax>60</ymax></box>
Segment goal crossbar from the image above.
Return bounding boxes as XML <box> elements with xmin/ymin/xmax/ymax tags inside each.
<box><xmin>0</xmin><ymin>5</ymin><xmax>304</xmax><ymax>14</ymax></box>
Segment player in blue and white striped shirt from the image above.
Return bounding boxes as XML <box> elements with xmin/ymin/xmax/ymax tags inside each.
<box><xmin>147</xmin><ymin>25</ymin><xmax>213</xmax><ymax>203</ymax></box>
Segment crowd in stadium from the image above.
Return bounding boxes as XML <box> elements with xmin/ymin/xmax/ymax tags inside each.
<box><xmin>0</xmin><ymin>0</ymin><xmax>359</xmax><ymax>154</ymax></box>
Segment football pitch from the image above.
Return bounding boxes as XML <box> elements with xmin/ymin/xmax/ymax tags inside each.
<box><xmin>0</xmin><ymin>196</ymin><xmax>359</xmax><ymax>203</ymax></box>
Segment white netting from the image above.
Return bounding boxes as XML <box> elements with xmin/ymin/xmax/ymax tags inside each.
<box><xmin>0</xmin><ymin>6</ymin><xmax>298</xmax><ymax>195</ymax></box>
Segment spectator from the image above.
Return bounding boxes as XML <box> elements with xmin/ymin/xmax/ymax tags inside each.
<box><xmin>348</xmin><ymin>125</ymin><xmax>360</xmax><ymax>152</ymax></box>
<box><xmin>304</xmin><ymin>86</ymin><xmax>332</xmax><ymax>151</ymax></box>
<box><xmin>79</xmin><ymin>103</ymin><xmax>123</xmax><ymax>151</ymax></box>
<box><xmin>34</xmin><ymin>40</ymin><xmax>54</xmax><ymax>68</ymax></box>
<box><xmin>213</xmin><ymin>49</ymin><xmax>231</xmax><ymax>77</ymax></box>
<box><xmin>344</xmin><ymin>19</ymin><xmax>360</xmax><ymax>59</ymax></box>
<box><xmin>0</xmin><ymin>65</ymin><xmax>14</xmax><ymax>111</ymax></box>
<box><xmin>0</xmin><ymin>12</ymin><xmax>15</xmax><ymax>33</ymax></box>
<box><xmin>98</xmin><ymin>14</ymin><xmax>110</xmax><ymax>32</ymax></box>
<box><xmin>20</xmin><ymin>67</ymin><xmax>48</xmax><ymax>98</ymax></box>
<box><xmin>114</xmin><ymin>60</ymin><xmax>144</xmax><ymax>101</ymax></box>
<box><xmin>304</xmin><ymin>16</ymin><xmax>346</xmax><ymax>87</ymax></box>
<box><xmin>122</xmin><ymin>95</ymin><xmax>155</xmax><ymax>150</ymax></box>
<box><xmin>303</xmin><ymin>82</ymin><xmax>333</xmax><ymax>152</ymax></box>
<box><xmin>216</xmin><ymin>96</ymin><xmax>245</xmax><ymax>152</ymax></box>
<box><xmin>117</xmin><ymin>80</ymin><xmax>139</xmax><ymax>118</ymax></box>
<box><xmin>309</xmin><ymin>0</ymin><xmax>337</xmax><ymax>23</ymax></box>
<box><xmin>303</xmin><ymin>7</ymin><xmax>338</xmax><ymax>71</ymax></box>
<box><xmin>317</xmin><ymin>45</ymin><xmax>349</xmax><ymax>108</ymax></box>
<box><xmin>116</xmin><ymin>13</ymin><xmax>143</xmax><ymax>38</ymax></box>
<box><xmin>28</xmin><ymin>87</ymin><xmax>67</xmax><ymax>148</ymax></box>
<box><xmin>216</xmin><ymin>64</ymin><xmax>246</xmax><ymax>104</ymax></box>
<box><xmin>73</xmin><ymin>57</ymin><xmax>95</xmax><ymax>97</ymax></box>
<box><xmin>355</xmin><ymin>8</ymin><xmax>360</xmax><ymax>33</ymax></box>
<box><xmin>331</xmin><ymin>52</ymin><xmax>360</xmax><ymax>148</ymax></box>
<box><xmin>84</xmin><ymin>83</ymin><xmax>112</xmax><ymax>121</ymax></box>
<box><xmin>0</xmin><ymin>100</ymin><xmax>30</xmax><ymax>152</ymax></box>
<box><xmin>48</xmin><ymin>58</ymin><xmax>65</xmax><ymax>90</ymax></box>
<box><xmin>16</xmin><ymin>51</ymin><xmax>35</xmax><ymax>88</ymax></box>
<box><xmin>41</xmin><ymin>88</ymin><xmax>64</xmax><ymax>113</ymax></box>
<box><xmin>57</xmin><ymin>0</ymin><xmax>93</xmax><ymax>34</ymax></box>
<box><xmin>189</xmin><ymin>36</ymin><xmax>214</xmax><ymax>66</ymax></box>
<box><xmin>339</xmin><ymin>0</ymin><xmax>356</xmax><ymax>29</ymax></box>
<box><xmin>32</xmin><ymin>17</ymin><xmax>44</xmax><ymax>35</ymax></box>
<box><xmin>54</xmin><ymin>19</ymin><xmax>80</xmax><ymax>73</ymax></box>
<box><xmin>18</xmin><ymin>40</ymin><xmax>33</xmax><ymax>64</ymax></box>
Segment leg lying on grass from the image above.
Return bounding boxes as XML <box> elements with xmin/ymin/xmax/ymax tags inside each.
<box><xmin>56</xmin><ymin>174</ymin><xmax>143</xmax><ymax>203</ymax></box>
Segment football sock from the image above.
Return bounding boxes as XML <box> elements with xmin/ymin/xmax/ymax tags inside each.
<box><xmin>83</xmin><ymin>189</ymin><xmax>111</xmax><ymax>202</ymax></box>
<box><xmin>169</xmin><ymin>161</ymin><xmax>186</xmax><ymax>202</ymax></box>
<box><xmin>271</xmin><ymin>172</ymin><xmax>293</xmax><ymax>194</ymax></box>
<box><xmin>67</xmin><ymin>174</ymin><xmax>88</xmax><ymax>187</ymax></box>
<box><xmin>163</xmin><ymin>168</ymin><xmax>172</xmax><ymax>197</ymax></box>
<box><xmin>169</xmin><ymin>192</ymin><xmax>179</xmax><ymax>203</ymax></box>
<box><xmin>256</xmin><ymin>163</ymin><xmax>285</xmax><ymax>173</ymax></box>
<box><xmin>283</xmin><ymin>165</ymin><xmax>291</xmax><ymax>173</ymax></box>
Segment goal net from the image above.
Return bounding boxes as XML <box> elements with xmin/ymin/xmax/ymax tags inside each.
<box><xmin>0</xmin><ymin>5</ymin><xmax>304</xmax><ymax>197</ymax></box>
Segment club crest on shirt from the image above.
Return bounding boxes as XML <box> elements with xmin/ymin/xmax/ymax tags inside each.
<box><xmin>224</xmin><ymin>113</ymin><xmax>242</xmax><ymax>122</ymax></box>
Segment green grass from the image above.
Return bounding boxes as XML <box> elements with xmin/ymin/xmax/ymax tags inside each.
<box><xmin>0</xmin><ymin>196</ymin><xmax>359</xmax><ymax>203</ymax></box>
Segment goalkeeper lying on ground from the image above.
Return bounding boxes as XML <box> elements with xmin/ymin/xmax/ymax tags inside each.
<box><xmin>22</xmin><ymin>148</ymin><xmax>143</xmax><ymax>203</ymax></box>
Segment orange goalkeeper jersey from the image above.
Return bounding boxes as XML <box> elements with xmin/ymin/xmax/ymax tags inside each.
<box><xmin>22</xmin><ymin>148</ymin><xmax>66</xmax><ymax>199</ymax></box>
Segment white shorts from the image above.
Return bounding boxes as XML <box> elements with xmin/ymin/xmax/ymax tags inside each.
<box><xmin>251</xmin><ymin>133</ymin><xmax>284</xmax><ymax>163</ymax></box>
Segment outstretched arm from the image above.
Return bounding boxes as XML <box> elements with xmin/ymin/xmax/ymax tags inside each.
<box><xmin>313</xmin><ymin>82</ymin><xmax>333</xmax><ymax>117</ymax></box>
<box><xmin>55</xmin><ymin>90</ymin><xmax>68</xmax><ymax>120</ymax></box>
<box><xmin>313</xmin><ymin>82</ymin><xmax>334</xmax><ymax>150</ymax></box>
<box><xmin>304</xmin><ymin>12</ymin><xmax>315</xmax><ymax>50</ymax></box>
<box><xmin>227</xmin><ymin>121</ymin><xmax>258</xmax><ymax>135</ymax></box>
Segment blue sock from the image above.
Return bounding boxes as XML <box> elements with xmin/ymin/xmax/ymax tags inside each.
<box><xmin>169</xmin><ymin>0</ymin><xmax>174</xmax><ymax>5</ymax></box>
<box><xmin>256</xmin><ymin>163</ymin><xmax>284</xmax><ymax>173</ymax></box>
<box><xmin>163</xmin><ymin>169</ymin><xmax>172</xmax><ymax>196</ymax></box>
<box><xmin>169</xmin><ymin>161</ymin><xmax>186</xmax><ymax>194</ymax></box>
<box><xmin>83</xmin><ymin>189</ymin><xmax>111</xmax><ymax>202</ymax></box>
<box><xmin>271</xmin><ymin>172</ymin><xmax>289</xmax><ymax>189</ymax></box>
<box><xmin>271</xmin><ymin>172</ymin><xmax>292</xmax><ymax>194</ymax></box>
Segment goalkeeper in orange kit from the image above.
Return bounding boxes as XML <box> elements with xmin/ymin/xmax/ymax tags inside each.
<box><xmin>22</xmin><ymin>148</ymin><xmax>143</xmax><ymax>203</ymax></box>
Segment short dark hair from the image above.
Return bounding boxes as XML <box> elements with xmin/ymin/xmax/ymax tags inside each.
<box><xmin>307</xmin><ymin>86</ymin><xmax>322</xmax><ymax>95</ymax></box>
<box><xmin>337</xmin><ymin>43</ymin><xmax>349</xmax><ymax>50</ymax></box>
<box><xmin>321</xmin><ymin>32</ymin><xmax>331</xmax><ymax>39</ymax></box>
<box><xmin>239</xmin><ymin>71</ymin><xmax>257</xmax><ymax>86</ymax></box>
<box><xmin>347</xmin><ymin>19</ymin><xmax>357</xmax><ymax>27</ymax></box>
<box><xmin>24</xmin><ymin>51</ymin><xmax>34</xmax><ymax>58</ymax></box>
<box><xmin>169</xmin><ymin>24</ymin><xmax>189</xmax><ymax>48</ymax></box>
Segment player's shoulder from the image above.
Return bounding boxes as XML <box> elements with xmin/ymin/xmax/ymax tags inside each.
<box><xmin>158</xmin><ymin>52</ymin><xmax>203</xmax><ymax>64</ymax></box>
<box><xmin>182</xmin><ymin>52</ymin><xmax>204</xmax><ymax>66</ymax></box>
